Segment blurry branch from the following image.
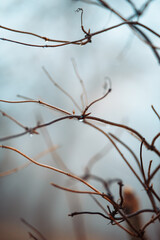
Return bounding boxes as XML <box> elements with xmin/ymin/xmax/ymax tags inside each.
<box><xmin>42</xmin><ymin>66</ymin><xmax>82</xmax><ymax>112</ymax></box>
<box><xmin>0</xmin><ymin>109</ymin><xmax>27</xmax><ymax>129</ymax></box>
<box><xmin>126</xmin><ymin>0</ymin><xmax>153</xmax><ymax>20</ymax></box>
<box><xmin>82</xmin><ymin>120</ymin><xmax>124</xmax><ymax>175</ymax></box>
<box><xmin>28</xmin><ymin>233</ymin><xmax>39</xmax><ymax>240</ymax></box>
<box><xmin>109</xmin><ymin>133</ymin><xmax>141</xmax><ymax>170</ymax></box>
<box><xmin>88</xmin><ymin>0</ymin><xmax>160</xmax><ymax>62</ymax></box>
<box><xmin>83</xmin><ymin>143</ymin><xmax>113</xmax><ymax>173</ymax></box>
<box><xmin>21</xmin><ymin>218</ymin><xmax>47</xmax><ymax>240</ymax></box>
<box><xmin>71</xmin><ymin>58</ymin><xmax>88</xmax><ymax>108</ymax></box>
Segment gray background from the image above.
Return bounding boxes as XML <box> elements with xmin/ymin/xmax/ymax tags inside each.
<box><xmin>0</xmin><ymin>0</ymin><xmax>160</xmax><ymax>239</ymax></box>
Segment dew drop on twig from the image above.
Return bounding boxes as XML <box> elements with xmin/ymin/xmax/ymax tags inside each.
<box><xmin>79</xmin><ymin>119</ymin><xmax>83</xmax><ymax>122</ymax></box>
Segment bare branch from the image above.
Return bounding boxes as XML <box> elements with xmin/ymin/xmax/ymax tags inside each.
<box><xmin>0</xmin><ymin>99</ymin><xmax>72</xmax><ymax>115</ymax></box>
<box><xmin>69</xmin><ymin>211</ymin><xmax>109</xmax><ymax>220</ymax></box>
<box><xmin>51</xmin><ymin>182</ymin><xmax>100</xmax><ymax>195</ymax></box>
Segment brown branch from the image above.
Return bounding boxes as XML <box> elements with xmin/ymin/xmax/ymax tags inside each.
<box><xmin>83</xmin><ymin>88</ymin><xmax>111</xmax><ymax>115</ymax></box>
<box><xmin>69</xmin><ymin>211</ymin><xmax>110</xmax><ymax>220</ymax></box>
<box><xmin>0</xmin><ymin>145</ymin><xmax>57</xmax><ymax>177</ymax></box>
<box><xmin>118</xmin><ymin>181</ymin><xmax>124</xmax><ymax>207</ymax></box>
<box><xmin>139</xmin><ymin>140</ymin><xmax>146</xmax><ymax>183</ymax></box>
<box><xmin>0</xmin><ymin>109</ymin><xmax>27</xmax><ymax>129</ymax></box>
<box><xmin>141</xmin><ymin>212</ymin><xmax>160</xmax><ymax>232</ymax></box>
<box><xmin>76</xmin><ymin>8</ymin><xmax>88</xmax><ymax>35</ymax></box>
<box><xmin>0</xmin><ymin>25</ymin><xmax>69</xmax><ymax>43</ymax></box>
<box><xmin>148</xmin><ymin>164</ymin><xmax>160</xmax><ymax>183</ymax></box>
<box><xmin>151</xmin><ymin>132</ymin><xmax>160</xmax><ymax>147</ymax></box>
<box><xmin>151</xmin><ymin>105</ymin><xmax>160</xmax><ymax>120</ymax></box>
<box><xmin>51</xmin><ymin>182</ymin><xmax>100</xmax><ymax>195</ymax></box>
<box><xmin>0</xmin><ymin>20</ymin><xmax>160</xmax><ymax>50</ymax></box>
<box><xmin>147</xmin><ymin>160</ymin><xmax>152</xmax><ymax>181</ymax></box>
<box><xmin>0</xmin><ymin>99</ymin><xmax>71</xmax><ymax>115</ymax></box>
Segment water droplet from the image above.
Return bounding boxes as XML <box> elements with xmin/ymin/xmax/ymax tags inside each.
<box><xmin>29</xmin><ymin>133</ymin><xmax>33</xmax><ymax>138</ymax></box>
<box><xmin>79</xmin><ymin>119</ymin><xmax>83</xmax><ymax>122</ymax></box>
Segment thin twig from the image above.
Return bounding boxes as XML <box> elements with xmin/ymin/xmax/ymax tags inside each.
<box><xmin>109</xmin><ymin>133</ymin><xmax>141</xmax><ymax>170</ymax></box>
<box><xmin>51</xmin><ymin>182</ymin><xmax>100</xmax><ymax>195</ymax></box>
<box><xmin>0</xmin><ymin>145</ymin><xmax>57</xmax><ymax>177</ymax></box>
<box><xmin>71</xmin><ymin>58</ymin><xmax>88</xmax><ymax>108</ymax></box>
<box><xmin>0</xmin><ymin>145</ymin><xmax>112</xmax><ymax>201</ymax></box>
<box><xmin>42</xmin><ymin>66</ymin><xmax>81</xmax><ymax>112</ymax></box>
<box><xmin>0</xmin><ymin>99</ymin><xmax>71</xmax><ymax>115</ymax></box>
<box><xmin>141</xmin><ymin>212</ymin><xmax>160</xmax><ymax>232</ymax></box>
<box><xmin>151</xmin><ymin>105</ymin><xmax>160</xmax><ymax>120</ymax></box>
<box><xmin>151</xmin><ymin>132</ymin><xmax>160</xmax><ymax>147</ymax></box>
<box><xmin>140</xmin><ymin>140</ymin><xmax>146</xmax><ymax>183</ymax></box>
<box><xmin>69</xmin><ymin>211</ymin><xmax>109</xmax><ymax>219</ymax></box>
<box><xmin>0</xmin><ymin>109</ymin><xmax>27</xmax><ymax>129</ymax></box>
<box><xmin>83</xmin><ymin>88</ymin><xmax>111</xmax><ymax>115</ymax></box>
<box><xmin>147</xmin><ymin>160</ymin><xmax>152</xmax><ymax>181</ymax></box>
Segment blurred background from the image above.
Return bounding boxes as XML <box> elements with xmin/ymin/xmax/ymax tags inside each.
<box><xmin>0</xmin><ymin>0</ymin><xmax>160</xmax><ymax>239</ymax></box>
